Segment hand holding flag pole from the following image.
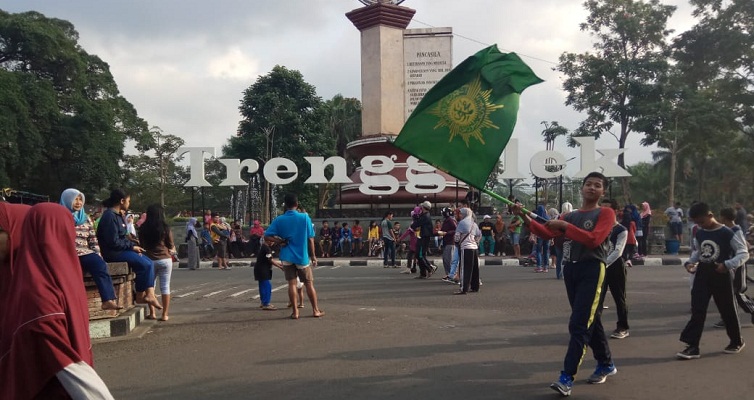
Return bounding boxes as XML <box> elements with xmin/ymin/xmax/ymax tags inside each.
<box><xmin>393</xmin><ymin>44</ymin><xmax>544</xmax><ymax>221</ymax></box>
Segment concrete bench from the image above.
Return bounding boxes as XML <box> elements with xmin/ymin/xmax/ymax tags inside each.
<box><xmin>83</xmin><ymin>262</ymin><xmax>135</xmax><ymax>320</ymax></box>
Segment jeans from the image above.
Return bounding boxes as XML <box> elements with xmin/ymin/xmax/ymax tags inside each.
<box><xmin>481</xmin><ymin>236</ymin><xmax>495</xmax><ymax>255</ymax></box>
<box><xmin>152</xmin><ymin>258</ymin><xmax>173</xmax><ymax>295</ymax></box>
<box><xmin>258</xmin><ymin>279</ymin><xmax>272</xmax><ymax>306</ymax></box>
<box><xmin>339</xmin><ymin>238</ymin><xmax>352</xmax><ymax>255</ymax></box>
<box><xmin>449</xmin><ymin>245</ymin><xmax>460</xmax><ymax>278</ymax></box>
<box><xmin>383</xmin><ymin>239</ymin><xmax>395</xmax><ymax>266</ymax></box>
<box><xmin>104</xmin><ymin>250</ymin><xmax>155</xmax><ymax>292</ymax></box>
<box><xmin>442</xmin><ymin>244</ymin><xmax>455</xmax><ymax>275</ymax></box>
<box><xmin>536</xmin><ymin>238</ymin><xmax>550</xmax><ymax>267</ymax></box>
<box><xmin>79</xmin><ymin>253</ymin><xmax>116</xmax><ymax>302</ymax></box>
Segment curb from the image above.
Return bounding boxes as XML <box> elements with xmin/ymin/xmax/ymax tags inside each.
<box><xmin>180</xmin><ymin>256</ymin><xmax>696</xmax><ymax>268</ymax></box>
<box><xmin>89</xmin><ymin>305</ymin><xmax>147</xmax><ymax>339</ymax></box>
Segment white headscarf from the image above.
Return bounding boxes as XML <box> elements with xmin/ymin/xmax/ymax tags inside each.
<box><xmin>126</xmin><ymin>213</ymin><xmax>137</xmax><ymax>236</ymax></box>
<box><xmin>186</xmin><ymin>217</ymin><xmax>198</xmax><ymax>240</ymax></box>
<box><xmin>455</xmin><ymin>207</ymin><xmax>481</xmax><ymax>249</ymax></box>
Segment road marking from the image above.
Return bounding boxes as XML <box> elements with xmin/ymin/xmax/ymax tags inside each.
<box><xmin>331</xmin><ymin>265</ymin><xmax>342</xmax><ymax>270</ymax></box>
<box><xmin>175</xmin><ymin>291</ymin><xmax>199</xmax><ymax>298</ymax></box>
<box><xmin>171</xmin><ymin>282</ymin><xmax>210</xmax><ymax>294</ymax></box>
<box><xmin>229</xmin><ymin>288</ymin><xmax>255</xmax><ymax>298</ymax></box>
<box><xmin>252</xmin><ymin>284</ymin><xmax>287</xmax><ymax>300</ymax></box>
<box><xmin>202</xmin><ymin>289</ymin><xmax>229</xmax><ymax>298</ymax></box>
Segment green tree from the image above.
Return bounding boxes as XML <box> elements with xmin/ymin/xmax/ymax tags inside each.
<box><xmin>226</xmin><ymin>65</ymin><xmax>332</xmax><ymax>218</ymax></box>
<box><xmin>317</xmin><ymin>94</ymin><xmax>361</xmax><ymax>209</ymax></box>
<box><xmin>557</xmin><ymin>0</ymin><xmax>675</xmax><ymax>198</ymax></box>
<box><xmin>670</xmin><ymin>0</ymin><xmax>754</xmax><ymax>202</ymax></box>
<box><xmin>0</xmin><ymin>10</ymin><xmax>148</xmax><ymax>198</ymax></box>
<box><xmin>324</xmin><ymin>94</ymin><xmax>361</xmax><ymax>163</ymax></box>
<box><xmin>681</xmin><ymin>0</ymin><xmax>753</xmax><ymax>125</ymax></box>
<box><xmin>123</xmin><ymin>126</ymin><xmax>187</xmax><ymax>211</ymax></box>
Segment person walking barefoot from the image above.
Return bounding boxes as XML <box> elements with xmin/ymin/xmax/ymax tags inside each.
<box><xmin>264</xmin><ymin>194</ymin><xmax>324</xmax><ymax>319</ymax></box>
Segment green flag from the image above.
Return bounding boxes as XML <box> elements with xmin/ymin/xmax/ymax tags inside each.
<box><xmin>393</xmin><ymin>45</ymin><xmax>543</xmax><ymax>189</ymax></box>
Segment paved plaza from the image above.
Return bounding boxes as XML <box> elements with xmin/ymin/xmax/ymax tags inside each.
<box><xmin>94</xmin><ymin>261</ymin><xmax>754</xmax><ymax>399</ymax></box>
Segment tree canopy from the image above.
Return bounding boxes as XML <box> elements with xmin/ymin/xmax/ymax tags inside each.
<box><xmin>226</xmin><ymin>65</ymin><xmax>350</xmax><ymax>214</ymax></box>
<box><xmin>0</xmin><ymin>10</ymin><xmax>148</xmax><ymax>200</ymax></box>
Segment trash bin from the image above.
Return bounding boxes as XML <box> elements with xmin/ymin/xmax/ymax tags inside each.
<box><xmin>665</xmin><ymin>239</ymin><xmax>680</xmax><ymax>255</ymax></box>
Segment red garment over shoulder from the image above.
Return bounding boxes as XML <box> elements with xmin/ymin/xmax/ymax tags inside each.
<box><xmin>0</xmin><ymin>203</ymin><xmax>92</xmax><ymax>400</ymax></box>
<box><xmin>627</xmin><ymin>221</ymin><xmax>637</xmax><ymax>245</ymax></box>
<box><xmin>0</xmin><ymin>203</ymin><xmax>30</xmax><ymax>304</ymax></box>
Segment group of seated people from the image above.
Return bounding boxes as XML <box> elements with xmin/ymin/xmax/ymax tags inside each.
<box><xmin>317</xmin><ymin>220</ymin><xmax>366</xmax><ymax>257</ymax></box>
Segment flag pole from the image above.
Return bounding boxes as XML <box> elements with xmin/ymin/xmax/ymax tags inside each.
<box><xmin>478</xmin><ymin>186</ymin><xmax>546</xmax><ymax>223</ymax></box>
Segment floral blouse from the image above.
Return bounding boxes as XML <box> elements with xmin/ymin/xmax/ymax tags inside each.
<box><xmin>75</xmin><ymin>217</ymin><xmax>100</xmax><ymax>256</ymax></box>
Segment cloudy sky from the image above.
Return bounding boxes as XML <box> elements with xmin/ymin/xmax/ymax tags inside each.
<box><xmin>4</xmin><ymin>0</ymin><xmax>697</xmax><ymax>177</ymax></box>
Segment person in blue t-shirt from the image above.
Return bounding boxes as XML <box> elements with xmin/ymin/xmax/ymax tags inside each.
<box><xmin>339</xmin><ymin>222</ymin><xmax>353</xmax><ymax>256</ymax></box>
<box><xmin>264</xmin><ymin>193</ymin><xmax>324</xmax><ymax>320</ymax></box>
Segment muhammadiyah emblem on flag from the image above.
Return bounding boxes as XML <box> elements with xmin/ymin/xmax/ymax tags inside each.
<box><xmin>430</xmin><ymin>76</ymin><xmax>504</xmax><ymax>147</ymax></box>
<box><xmin>394</xmin><ymin>44</ymin><xmax>543</xmax><ymax>190</ymax></box>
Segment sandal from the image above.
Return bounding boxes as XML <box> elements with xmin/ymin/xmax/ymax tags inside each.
<box><xmin>290</xmin><ymin>313</ymin><xmax>299</xmax><ymax>320</ymax></box>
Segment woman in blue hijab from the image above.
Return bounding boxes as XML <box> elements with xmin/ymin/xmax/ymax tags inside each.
<box><xmin>534</xmin><ymin>205</ymin><xmax>551</xmax><ymax>273</ymax></box>
<box><xmin>60</xmin><ymin>188</ymin><xmax>121</xmax><ymax>311</ymax></box>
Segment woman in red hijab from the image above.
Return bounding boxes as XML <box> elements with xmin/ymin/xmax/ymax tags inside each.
<box><xmin>0</xmin><ymin>203</ymin><xmax>113</xmax><ymax>399</ymax></box>
<box><xmin>0</xmin><ymin>202</ymin><xmax>30</xmax><ymax>321</ymax></box>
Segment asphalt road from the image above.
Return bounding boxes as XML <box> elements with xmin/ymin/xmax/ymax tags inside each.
<box><xmin>94</xmin><ymin>262</ymin><xmax>754</xmax><ymax>400</ymax></box>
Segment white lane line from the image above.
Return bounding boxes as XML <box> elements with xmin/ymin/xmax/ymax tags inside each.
<box><xmin>331</xmin><ymin>266</ymin><xmax>342</xmax><ymax>270</ymax></box>
<box><xmin>229</xmin><ymin>288</ymin><xmax>255</xmax><ymax>298</ymax></box>
<box><xmin>176</xmin><ymin>291</ymin><xmax>199</xmax><ymax>298</ymax></box>
<box><xmin>202</xmin><ymin>289</ymin><xmax>229</xmax><ymax>298</ymax></box>
<box><xmin>171</xmin><ymin>282</ymin><xmax>211</xmax><ymax>294</ymax></box>
<box><xmin>252</xmin><ymin>284</ymin><xmax>287</xmax><ymax>300</ymax></box>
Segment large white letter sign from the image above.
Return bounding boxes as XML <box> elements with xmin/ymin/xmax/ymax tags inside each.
<box><xmin>405</xmin><ymin>156</ymin><xmax>446</xmax><ymax>194</ymax></box>
<box><xmin>178</xmin><ymin>147</ymin><xmax>215</xmax><ymax>187</ymax></box>
<box><xmin>264</xmin><ymin>158</ymin><xmax>298</xmax><ymax>184</ymax></box>
<box><xmin>572</xmin><ymin>137</ymin><xmax>631</xmax><ymax>178</ymax></box>
<box><xmin>218</xmin><ymin>159</ymin><xmax>260</xmax><ymax>186</ymax></box>
<box><xmin>530</xmin><ymin>151</ymin><xmax>567</xmax><ymax>179</ymax></box>
<box><xmin>304</xmin><ymin>156</ymin><xmax>352</xmax><ymax>184</ymax></box>
<box><xmin>359</xmin><ymin>155</ymin><xmax>400</xmax><ymax>195</ymax></box>
<box><xmin>500</xmin><ymin>139</ymin><xmax>526</xmax><ymax>179</ymax></box>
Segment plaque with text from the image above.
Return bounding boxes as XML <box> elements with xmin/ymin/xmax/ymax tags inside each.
<box><xmin>403</xmin><ymin>27</ymin><xmax>453</xmax><ymax>120</ymax></box>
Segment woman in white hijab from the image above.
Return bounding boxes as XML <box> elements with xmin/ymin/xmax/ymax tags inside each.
<box><xmin>453</xmin><ymin>207</ymin><xmax>482</xmax><ymax>295</ymax></box>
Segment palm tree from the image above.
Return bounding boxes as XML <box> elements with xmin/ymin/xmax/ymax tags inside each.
<box><xmin>321</xmin><ymin>95</ymin><xmax>362</xmax><ymax>208</ymax></box>
<box><xmin>540</xmin><ymin>121</ymin><xmax>569</xmax><ymax>206</ymax></box>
